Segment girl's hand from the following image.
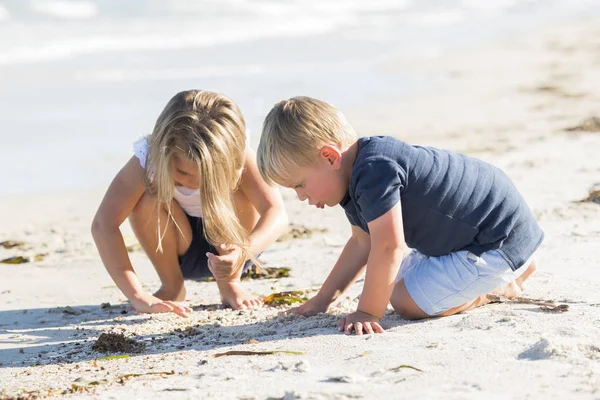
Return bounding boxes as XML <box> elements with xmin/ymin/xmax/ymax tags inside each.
<box><xmin>283</xmin><ymin>295</ymin><xmax>329</xmax><ymax>317</ymax></box>
<box><xmin>206</xmin><ymin>244</ymin><xmax>245</xmax><ymax>280</ymax></box>
<box><xmin>131</xmin><ymin>295</ymin><xmax>192</xmax><ymax>318</ymax></box>
<box><xmin>337</xmin><ymin>311</ymin><xmax>385</xmax><ymax>335</ymax></box>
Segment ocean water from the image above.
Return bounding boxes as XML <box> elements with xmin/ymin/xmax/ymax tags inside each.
<box><xmin>0</xmin><ymin>0</ymin><xmax>598</xmax><ymax>195</ymax></box>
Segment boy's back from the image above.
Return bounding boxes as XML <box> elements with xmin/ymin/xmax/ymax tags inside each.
<box><xmin>342</xmin><ymin>136</ymin><xmax>544</xmax><ymax>270</ymax></box>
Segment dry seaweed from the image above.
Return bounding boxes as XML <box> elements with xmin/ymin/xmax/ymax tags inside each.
<box><xmin>346</xmin><ymin>351</ymin><xmax>370</xmax><ymax>361</ymax></box>
<box><xmin>91</xmin><ymin>332</ymin><xmax>146</xmax><ymax>354</ymax></box>
<box><xmin>326</xmin><ymin>376</ymin><xmax>357</xmax><ymax>383</ymax></box>
<box><xmin>0</xmin><ymin>371</ymin><xmax>175</xmax><ymax>399</ymax></box>
<box><xmin>276</xmin><ymin>224</ymin><xmax>329</xmax><ymax>242</ymax></box>
<box><xmin>540</xmin><ymin>304</ymin><xmax>569</xmax><ymax>312</ymax></box>
<box><xmin>32</xmin><ymin>253</ymin><xmax>47</xmax><ymax>262</ymax></box>
<box><xmin>389</xmin><ymin>364</ymin><xmax>424</xmax><ymax>373</ymax></box>
<box><xmin>263</xmin><ymin>290</ymin><xmax>308</xmax><ymax>306</ymax></box>
<box><xmin>578</xmin><ymin>186</ymin><xmax>600</xmax><ymax>204</ymax></box>
<box><xmin>204</xmin><ymin>265</ymin><xmax>291</xmax><ymax>282</ymax></box>
<box><xmin>0</xmin><ymin>256</ymin><xmax>29</xmax><ymax>264</ymax></box>
<box><xmin>487</xmin><ymin>294</ymin><xmax>569</xmax><ymax>311</ymax></box>
<box><xmin>0</xmin><ymin>254</ymin><xmax>46</xmax><ymax>264</ymax></box>
<box><xmin>125</xmin><ymin>243</ymin><xmax>142</xmax><ymax>252</ymax></box>
<box><xmin>0</xmin><ymin>240</ymin><xmax>26</xmax><ymax>249</ymax></box>
<box><xmin>71</xmin><ymin>371</ymin><xmax>175</xmax><ymax>390</ymax></box>
<box><xmin>242</xmin><ymin>265</ymin><xmax>291</xmax><ymax>280</ymax></box>
<box><xmin>213</xmin><ymin>350</ymin><xmax>304</xmax><ymax>358</ymax></box>
<box><xmin>117</xmin><ymin>371</ymin><xmax>175</xmax><ymax>380</ymax></box>
<box><xmin>71</xmin><ymin>379</ymin><xmax>109</xmax><ymax>389</ymax></box>
<box><xmin>527</xmin><ymin>84</ymin><xmax>586</xmax><ymax>98</ymax></box>
<box><xmin>123</xmin><ymin>236</ymin><xmax>142</xmax><ymax>252</ymax></box>
<box><xmin>565</xmin><ymin>116</ymin><xmax>600</xmax><ymax>132</ymax></box>
<box><xmin>97</xmin><ymin>354</ymin><xmax>130</xmax><ymax>361</ymax></box>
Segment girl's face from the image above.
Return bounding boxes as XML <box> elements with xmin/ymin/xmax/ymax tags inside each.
<box><xmin>171</xmin><ymin>153</ymin><xmax>200</xmax><ymax>190</ymax></box>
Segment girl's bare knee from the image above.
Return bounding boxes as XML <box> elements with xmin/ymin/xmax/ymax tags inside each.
<box><xmin>155</xmin><ymin>282</ymin><xmax>186</xmax><ymax>302</ymax></box>
<box><xmin>130</xmin><ymin>191</ymin><xmax>158</xmax><ymax>223</ymax></box>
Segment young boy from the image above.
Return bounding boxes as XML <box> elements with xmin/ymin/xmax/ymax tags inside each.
<box><xmin>257</xmin><ymin>96</ymin><xmax>543</xmax><ymax>335</ymax></box>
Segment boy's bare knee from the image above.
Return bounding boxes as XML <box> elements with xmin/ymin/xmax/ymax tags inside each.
<box><xmin>391</xmin><ymin>301</ymin><xmax>425</xmax><ymax>320</ymax></box>
<box><xmin>391</xmin><ymin>280</ymin><xmax>429</xmax><ymax>320</ymax></box>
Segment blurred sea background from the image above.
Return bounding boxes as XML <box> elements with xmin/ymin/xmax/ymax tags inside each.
<box><xmin>1</xmin><ymin>0</ymin><xmax>599</xmax><ymax>195</ymax></box>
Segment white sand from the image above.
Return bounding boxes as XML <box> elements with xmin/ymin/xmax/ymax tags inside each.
<box><xmin>1</xmin><ymin>16</ymin><xmax>600</xmax><ymax>400</ymax></box>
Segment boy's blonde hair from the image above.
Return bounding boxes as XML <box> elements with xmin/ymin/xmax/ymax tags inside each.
<box><xmin>257</xmin><ymin>96</ymin><xmax>357</xmax><ymax>185</ymax></box>
<box><xmin>145</xmin><ymin>90</ymin><xmax>250</xmax><ymax>266</ymax></box>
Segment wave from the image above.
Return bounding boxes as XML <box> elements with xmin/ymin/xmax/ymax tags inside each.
<box><xmin>0</xmin><ymin>18</ymin><xmax>338</xmax><ymax>66</ymax></box>
<box><xmin>30</xmin><ymin>0</ymin><xmax>98</xmax><ymax>19</ymax></box>
<box><xmin>76</xmin><ymin>65</ymin><xmax>267</xmax><ymax>82</ymax></box>
<box><xmin>0</xmin><ymin>4</ymin><xmax>9</xmax><ymax>21</ymax></box>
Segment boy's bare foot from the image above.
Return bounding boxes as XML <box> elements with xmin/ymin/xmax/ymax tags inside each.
<box><xmin>492</xmin><ymin>280</ymin><xmax>522</xmax><ymax>299</ymax></box>
<box><xmin>515</xmin><ymin>258</ymin><xmax>537</xmax><ymax>291</ymax></box>
<box><xmin>491</xmin><ymin>258</ymin><xmax>538</xmax><ymax>300</ymax></box>
<box><xmin>216</xmin><ymin>280</ymin><xmax>262</xmax><ymax>310</ymax></box>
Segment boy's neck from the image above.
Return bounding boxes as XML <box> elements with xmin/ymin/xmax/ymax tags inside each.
<box><xmin>340</xmin><ymin>140</ymin><xmax>359</xmax><ymax>190</ymax></box>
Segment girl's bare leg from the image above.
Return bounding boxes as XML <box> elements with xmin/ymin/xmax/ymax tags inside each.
<box><xmin>215</xmin><ymin>189</ymin><xmax>263</xmax><ymax>309</ymax></box>
<box><xmin>129</xmin><ymin>192</ymin><xmax>192</xmax><ymax>302</ymax></box>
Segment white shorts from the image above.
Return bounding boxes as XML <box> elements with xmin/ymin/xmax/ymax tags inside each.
<box><xmin>396</xmin><ymin>249</ymin><xmax>532</xmax><ymax>316</ymax></box>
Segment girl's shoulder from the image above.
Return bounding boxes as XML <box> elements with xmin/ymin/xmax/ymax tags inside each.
<box><xmin>133</xmin><ymin>136</ymin><xmax>150</xmax><ymax>168</ymax></box>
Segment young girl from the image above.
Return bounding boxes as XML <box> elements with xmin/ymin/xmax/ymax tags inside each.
<box><xmin>92</xmin><ymin>90</ymin><xmax>287</xmax><ymax>317</ymax></box>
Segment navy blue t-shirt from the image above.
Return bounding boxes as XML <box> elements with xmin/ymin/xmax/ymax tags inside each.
<box><xmin>341</xmin><ymin>136</ymin><xmax>544</xmax><ymax>270</ymax></box>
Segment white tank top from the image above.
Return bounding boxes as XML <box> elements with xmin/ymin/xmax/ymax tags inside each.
<box><xmin>133</xmin><ymin>137</ymin><xmax>203</xmax><ymax>218</ymax></box>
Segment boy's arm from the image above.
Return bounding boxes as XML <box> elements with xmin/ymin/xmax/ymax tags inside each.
<box><xmin>287</xmin><ymin>224</ymin><xmax>371</xmax><ymax>316</ymax></box>
<box><xmin>338</xmin><ymin>201</ymin><xmax>407</xmax><ymax>334</ymax></box>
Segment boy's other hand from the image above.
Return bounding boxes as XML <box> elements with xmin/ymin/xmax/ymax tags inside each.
<box><xmin>132</xmin><ymin>295</ymin><xmax>192</xmax><ymax>318</ymax></box>
<box><xmin>207</xmin><ymin>244</ymin><xmax>244</xmax><ymax>280</ymax></box>
<box><xmin>282</xmin><ymin>296</ymin><xmax>328</xmax><ymax>317</ymax></box>
<box><xmin>337</xmin><ymin>311</ymin><xmax>384</xmax><ymax>335</ymax></box>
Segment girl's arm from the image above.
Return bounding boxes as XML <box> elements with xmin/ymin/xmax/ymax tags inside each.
<box><xmin>91</xmin><ymin>156</ymin><xmax>190</xmax><ymax>317</ymax></box>
<box><xmin>238</xmin><ymin>147</ymin><xmax>288</xmax><ymax>254</ymax></box>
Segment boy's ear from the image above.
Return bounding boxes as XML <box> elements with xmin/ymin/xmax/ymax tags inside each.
<box><xmin>319</xmin><ymin>145</ymin><xmax>342</xmax><ymax>169</ymax></box>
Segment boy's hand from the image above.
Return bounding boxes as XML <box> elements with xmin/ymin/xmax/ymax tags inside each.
<box><xmin>337</xmin><ymin>311</ymin><xmax>385</xmax><ymax>335</ymax></box>
<box><xmin>283</xmin><ymin>295</ymin><xmax>329</xmax><ymax>317</ymax></box>
<box><xmin>207</xmin><ymin>244</ymin><xmax>245</xmax><ymax>280</ymax></box>
<box><xmin>132</xmin><ymin>295</ymin><xmax>192</xmax><ymax>318</ymax></box>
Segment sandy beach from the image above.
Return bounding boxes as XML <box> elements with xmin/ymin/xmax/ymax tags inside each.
<box><xmin>1</xmin><ymin>11</ymin><xmax>600</xmax><ymax>400</ymax></box>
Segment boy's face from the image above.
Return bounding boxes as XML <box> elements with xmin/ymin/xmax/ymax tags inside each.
<box><xmin>281</xmin><ymin>146</ymin><xmax>347</xmax><ymax>209</ymax></box>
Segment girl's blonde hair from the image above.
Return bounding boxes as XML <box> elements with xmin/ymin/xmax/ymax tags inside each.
<box><xmin>145</xmin><ymin>90</ymin><xmax>250</xmax><ymax>267</ymax></box>
<box><xmin>257</xmin><ymin>96</ymin><xmax>357</xmax><ymax>185</ymax></box>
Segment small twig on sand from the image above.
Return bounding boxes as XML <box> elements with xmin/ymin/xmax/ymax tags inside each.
<box><xmin>486</xmin><ymin>294</ymin><xmax>569</xmax><ymax>312</ymax></box>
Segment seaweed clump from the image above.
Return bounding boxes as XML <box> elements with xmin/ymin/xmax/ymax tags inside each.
<box><xmin>91</xmin><ymin>332</ymin><xmax>145</xmax><ymax>354</ymax></box>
